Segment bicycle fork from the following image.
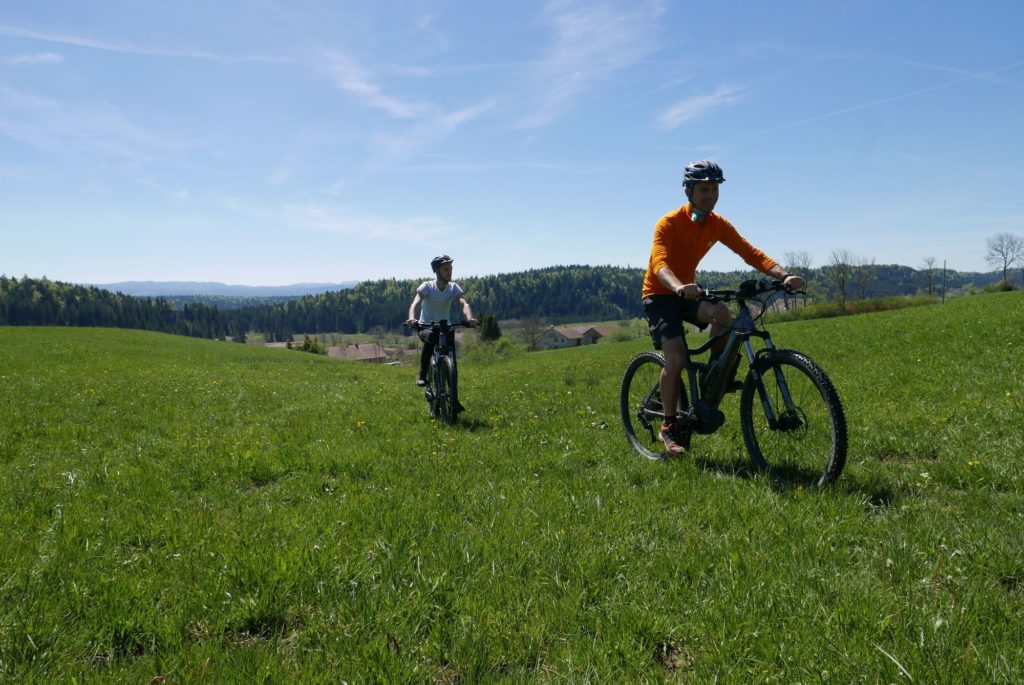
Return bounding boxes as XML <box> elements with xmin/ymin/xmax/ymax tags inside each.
<box><xmin>744</xmin><ymin>337</ymin><xmax>798</xmax><ymax>430</ymax></box>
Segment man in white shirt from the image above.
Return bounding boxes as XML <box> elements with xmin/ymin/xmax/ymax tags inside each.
<box><xmin>406</xmin><ymin>255</ymin><xmax>478</xmax><ymax>386</ymax></box>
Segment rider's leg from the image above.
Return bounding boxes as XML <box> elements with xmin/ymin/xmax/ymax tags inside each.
<box><xmin>660</xmin><ymin>335</ymin><xmax>688</xmax><ymax>422</ymax></box>
<box><xmin>417</xmin><ymin>329</ymin><xmax>437</xmax><ymax>384</ymax></box>
<box><xmin>699</xmin><ymin>300</ymin><xmax>732</xmax><ymax>356</ymax></box>
<box><xmin>698</xmin><ymin>300</ymin><xmax>743</xmax><ymax>393</ymax></box>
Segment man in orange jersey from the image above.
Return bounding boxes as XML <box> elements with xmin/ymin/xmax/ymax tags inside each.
<box><xmin>642</xmin><ymin>160</ymin><xmax>805</xmax><ymax>454</ymax></box>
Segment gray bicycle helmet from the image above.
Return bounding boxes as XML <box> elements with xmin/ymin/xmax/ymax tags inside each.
<box><xmin>430</xmin><ymin>255</ymin><xmax>453</xmax><ymax>272</ymax></box>
<box><xmin>682</xmin><ymin>160</ymin><xmax>726</xmax><ymax>190</ymax></box>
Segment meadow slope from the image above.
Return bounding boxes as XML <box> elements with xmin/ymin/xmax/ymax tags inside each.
<box><xmin>1</xmin><ymin>292</ymin><xmax>1022</xmax><ymax>682</ymax></box>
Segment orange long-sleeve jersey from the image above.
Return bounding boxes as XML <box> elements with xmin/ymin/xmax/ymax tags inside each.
<box><xmin>642</xmin><ymin>204</ymin><xmax>778</xmax><ymax>298</ymax></box>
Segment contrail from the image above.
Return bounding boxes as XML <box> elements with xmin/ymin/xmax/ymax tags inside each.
<box><xmin>726</xmin><ymin>59</ymin><xmax>1024</xmax><ymax>143</ymax></box>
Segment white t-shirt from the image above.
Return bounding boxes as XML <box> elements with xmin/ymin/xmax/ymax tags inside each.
<box><xmin>417</xmin><ymin>280</ymin><xmax>464</xmax><ymax>323</ymax></box>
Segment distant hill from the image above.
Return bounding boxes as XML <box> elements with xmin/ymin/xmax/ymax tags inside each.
<box><xmin>90</xmin><ymin>281</ymin><xmax>359</xmax><ymax>297</ymax></box>
<box><xmin>3</xmin><ymin>264</ymin><xmax>1011</xmax><ymax>341</ymax></box>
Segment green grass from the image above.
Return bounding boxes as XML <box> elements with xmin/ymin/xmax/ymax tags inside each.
<box><xmin>1</xmin><ymin>291</ymin><xmax>1022</xmax><ymax>682</ymax></box>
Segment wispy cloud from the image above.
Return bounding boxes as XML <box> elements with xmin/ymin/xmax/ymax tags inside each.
<box><xmin>4</xmin><ymin>51</ymin><xmax>64</xmax><ymax>65</ymax></box>
<box><xmin>519</xmin><ymin>0</ymin><xmax>664</xmax><ymax>128</ymax></box>
<box><xmin>657</xmin><ymin>84</ymin><xmax>746</xmax><ymax>130</ymax></box>
<box><xmin>285</xmin><ymin>204</ymin><xmax>458</xmax><ymax>245</ymax></box>
<box><xmin>269</xmin><ymin>153</ymin><xmax>301</xmax><ymax>186</ymax></box>
<box><xmin>367</xmin><ymin>100</ymin><xmax>494</xmax><ymax>167</ymax></box>
<box><xmin>398</xmin><ymin>156</ymin><xmax>591</xmax><ymax>174</ymax></box>
<box><xmin>0</xmin><ymin>84</ymin><xmax>202</xmax><ymax>165</ymax></box>
<box><xmin>319</xmin><ymin>49</ymin><xmax>429</xmax><ymax>119</ymax></box>
<box><xmin>0</xmin><ymin>23</ymin><xmax>285</xmax><ymax>63</ymax></box>
<box><xmin>135</xmin><ymin>177</ymin><xmax>190</xmax><ymax>201</ymax></box>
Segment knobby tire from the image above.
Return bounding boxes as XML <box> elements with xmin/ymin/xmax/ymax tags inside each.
<box><xmin>436</xmin><ymin>355</ymin><xmax>458</xmax><ymax>426</ymax></box>
<box><xmin>620</xmin><ymin>351</ymin><xmax>690</xmax><ymax>460</ymax></box>
<box><xmin>739</xmin><ymin>349</ymin><xmax>847</xmax><ymax>487</ymax></box>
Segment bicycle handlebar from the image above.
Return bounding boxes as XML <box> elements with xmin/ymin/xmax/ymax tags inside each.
<box><xmin>405</xmin><ymin>320</ymin><xmax>474</xmax><ymax>330</ymax></box>
<box><xmin>698</xmin><ymin>278</ymin><xmax>804</xmax><ymax>302</ymax></box>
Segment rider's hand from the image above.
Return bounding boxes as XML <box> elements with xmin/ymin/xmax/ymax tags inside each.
<box><xmin>676</xmin><ymin>283</ymin><xmax>701</xmax><ymax>300</ymax></box>
<box><xmin>405</xmin><ymin>318</ymin><xmax>418</xmax><ymax>327</ymax></box>
<box><xmin>782</xmin><ymin>274</ymin><xmax>805</xmax><ymax>290</ymax></box>
<box><xmin>466</xmin><ymin>318</ymin><xmax>480</xmax><ymax>328</ymax></box>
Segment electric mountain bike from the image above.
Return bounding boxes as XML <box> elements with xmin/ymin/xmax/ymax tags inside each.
<box><xmin>409</xmin><ymin>320</ymin><xmax>466</xmax><ymax>425</ymax></box>
<box><xmin>620</xmin><ymin>279</ymin><xmax>847</xmax><ymax>487</ymax></box>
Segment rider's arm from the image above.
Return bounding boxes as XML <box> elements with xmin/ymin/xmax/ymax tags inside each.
<box><xmin>765</xmin><ymin>263</ymin><xmax>805</xmax><ymax>289</ymax></box>
<box><xmin>459</xmin><ymin>297</ymin><xmax>478</xmax><ymax>326</ymax></box>
<box><xmin>656</xmin><ymin>267</ymin><xmax>699</xmax><ymax>299</ymax></box>
<box><xmin>714</xmin><ymin>219</ymin><xmax>805</xmax><ymax>289</ymax></box>
<box><xmin>407</xmin><ymin>292</ymin><xmax>422</xmax><ymax>324</ymax></box>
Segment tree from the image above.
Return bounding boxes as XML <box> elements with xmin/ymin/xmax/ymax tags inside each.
<box><xmin>478</xmin><ymin>313</ymin><xmax>501</xmax><ymax>342</ymax></box>
<box><xmin>782</xmin><ymin>251</ymin><xmax>815</xmax><ymax>307</ymax></box>
<box><xmin>518</xmin><ymin>316</ymin><xmax>548</xmax><ymax>352</ymax></box>
<box><xmin>986</xmin><ymin>232</ymin><xmax>1024</xmax><ymax>288</ymax></box>
<box><xmin>784</xmin><ymin>251</ymin><xmax>813</xmax><ymax>273</ymax></box>
<box><xmin>921</xmin><ymin>257</ymin><xmax>937</xmax><ymax>295</ymax></box>
<box><xmin>852</xmin><ymin>255</ymin><xmax>876</xmax><ymax>300</ymax></box>
<box><xmin>824</xmin><ymin>249</ymin><xmax>854</xmax><ymax>310</ymax></box>
<box><xmin>300</xmin><ymin>334</ymin><xmax>326</xmax><ymax>354</ymax></box>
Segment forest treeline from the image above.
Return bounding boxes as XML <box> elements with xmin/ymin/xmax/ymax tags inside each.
<box><xmin>0</xmin><ymin>275</ymin><xmax>242</xmax><ymax>339</ymax></box>
<box><xmin>0</xmin><ymin>265</ymin><xmax>1005</xmax><ymax>342</ymax></box>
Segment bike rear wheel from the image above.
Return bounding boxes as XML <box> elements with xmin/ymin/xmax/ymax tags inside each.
<box><xmin>435</xmin><ymin>355</ymin><xmax>458</xmax><ymax>425</ymax></box>
<box><xmin>739</xmin><ymin>349</ymin><xmax>847</xmax><ymax>487</ymax></box>
<box><xmin>620</xmin><ymin>352</ymin><xmax>690</xmax><ymax>460</ymax></box>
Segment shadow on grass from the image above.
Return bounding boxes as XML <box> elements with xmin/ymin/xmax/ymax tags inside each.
<box><xmin>453</xmin><ymin>416</ymin><xmax>492</xmax><ymax>432</ymax></box>
<box><xmin>691</xmin><ymin>453</ymin><xmax>756</xmax><ymax>480</ymax></box>
<box><xmin>840</xmin><ymin>475</ymin><xmax>901</xmax><ymax>509</ymax></box>
<box><xmin>692</xmin><ymin>452</ymin><xmax>901</xmax><ymax>507</ymax></box>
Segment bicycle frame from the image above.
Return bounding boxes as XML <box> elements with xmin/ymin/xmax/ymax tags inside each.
<box><xmin>683</xmin><ymin>285</ymin><xmax>795</xmax><ymax>425</ymax></box>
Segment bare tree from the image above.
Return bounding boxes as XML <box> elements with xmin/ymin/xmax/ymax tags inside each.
<box><xmin>784</xmin><ymin>250</ymin><xmax>814</xmax><ymax>273</ymax></box>
<box><xmin>824</xmin><ymin>249</ymin><xmax>854</xmax><ymax>310</ymax></box>
<box><xmin>781</xmin><ymin>251</ymin><xmax>814</xmax><ymax>307</ymax></box>
<box><xmin>921</xmin><ymin>257</ymin><xmax>937</xmax><ymax>295</ymax></box>
<box><xmin>852</xmin><ymin>255</ymin><xmax>875</xmax><ymax>301</ymax></box>
<box><xmin>986</xmin><ymin>232</ymin><xmax>1024</xmax><ymax>287</ymax></box>
<box><xmin>518</xmin><ymin>316</ymin><xmax>548</xmax><ymax>352</ymax></box>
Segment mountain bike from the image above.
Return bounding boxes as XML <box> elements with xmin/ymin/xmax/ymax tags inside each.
<box><xmin>620</xmin><ymin>279</ymin><xmax>847</xmax><ymax>487</ymax></box>
<box><xmin>408</xmin><ymin>320</ymin><xmax>466</xmax><ymax>425</ymax></box>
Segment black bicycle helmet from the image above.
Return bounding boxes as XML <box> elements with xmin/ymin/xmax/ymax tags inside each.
<box><xmin>430</xmin><ymin>254</ymin><xmax>453</xmax><ymax>272</ymax></box>
<box><xmin>682</xmin><ymin>160</ymin><xmax>726</xmax><ymax>190</ymax></box>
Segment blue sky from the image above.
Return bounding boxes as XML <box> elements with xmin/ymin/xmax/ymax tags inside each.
<box><xmin>2</xmin><ymin>1</ymin><xmax>1022</xmax><ymax>285</ymax></box>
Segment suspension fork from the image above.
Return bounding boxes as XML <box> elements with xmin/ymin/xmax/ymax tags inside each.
<box><xmin>745</xmin><ymin>334</ymin><xmax>796</xmax><ymax>426</ymax></box>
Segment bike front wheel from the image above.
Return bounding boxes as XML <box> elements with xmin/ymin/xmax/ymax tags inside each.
<box><xmin>739</xmin><ymin>349</ymin><xmax>847</xmax><ymax>487</ymax></box>
<box><xmin>435</xmin><ymin>355</ymin><xmax>458</xmax><ymax>426</ymax></box>
<box><xmin>620</xmin><ymin>351</ymin><xmax>690</xmax><ymax>460</ymax></box>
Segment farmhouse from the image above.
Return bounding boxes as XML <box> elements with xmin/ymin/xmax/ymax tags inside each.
<box><xmin>535</xmin><ymin>326</ymin><xmax>603</xmax><ymax>351</ymax></box>
<box><xmin>328</xmin><ymin>343</ymin><xmax>389</xmax><ymax>363</ymax></box>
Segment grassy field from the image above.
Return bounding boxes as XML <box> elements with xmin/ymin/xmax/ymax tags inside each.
<box><xmin>1</xmin><ymin>291</ymin><xmax>1022</xmax><ymax>682</ymax></box>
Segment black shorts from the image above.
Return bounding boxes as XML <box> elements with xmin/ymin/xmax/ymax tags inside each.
<box><xmin>642</xmin><ymin>295</ymin><xmax>707</xmax><ymax>350</ymax></box>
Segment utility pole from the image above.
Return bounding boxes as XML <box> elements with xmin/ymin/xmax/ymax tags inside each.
<box><xmin>941</xmin><ymin>260</ymin><xmax>947</xmax><ymax>303</ymax></box>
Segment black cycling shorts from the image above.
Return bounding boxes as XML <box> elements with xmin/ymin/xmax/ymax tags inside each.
<box><xmin>642</xmin><ymin>295</ymin><xmax>707</xmax><ymax>350</ymax></box>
